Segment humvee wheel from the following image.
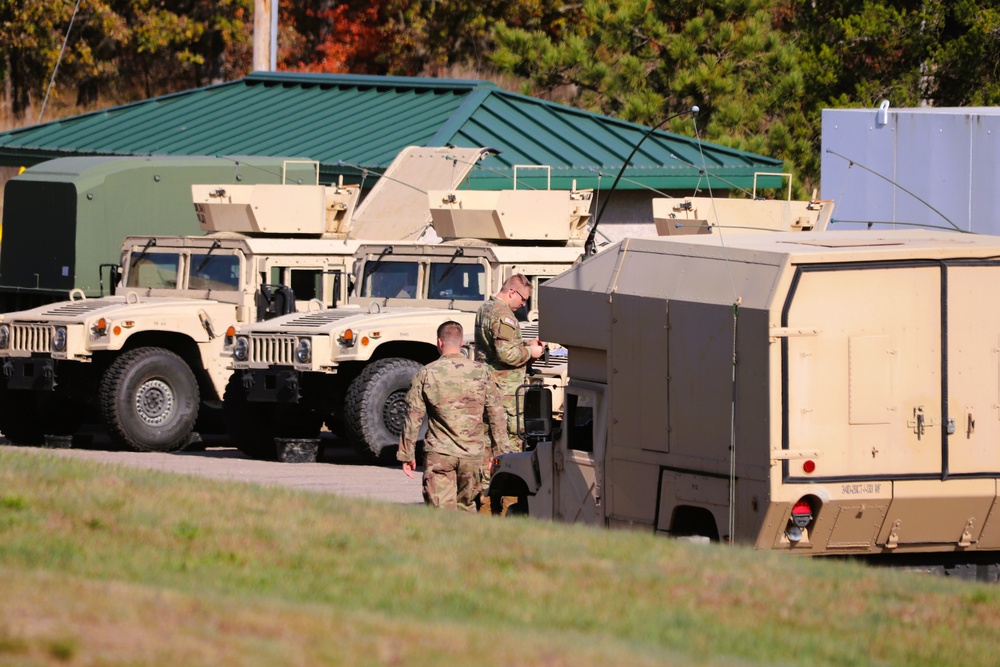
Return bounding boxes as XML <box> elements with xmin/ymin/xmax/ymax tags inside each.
<box><xmin>343</xmin><ymin>358</ymin><xmax>422</xmax><ymax>463</ymax></box>
<box><xmin>223</xmin><ymin>374</ymin><xmax>322</xmax><ymax>461</ymax></box>
<box><xmin>100</xmin><ymin>347</ymin><xmax>199</xmax><ymax>452</ymax></box>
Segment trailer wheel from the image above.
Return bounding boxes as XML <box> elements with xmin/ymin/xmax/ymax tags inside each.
<box><xmin>100</xmin><ymin>347</ymin><xmax>199</xmax><ymax>452</ymax></box>
<box><xmin>343</xmin><ymin>358</ymin><xmax>423</xmax><ymax>463</ymax></box>
<box><xmin>223</xmin><ymin>374</ymin><xmax>322</xmax><ymax>461</ymax></box>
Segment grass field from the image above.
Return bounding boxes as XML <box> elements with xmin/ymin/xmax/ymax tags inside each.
<box><xmin>1</xmin><ymin>448</ymin><xmax>999</xmax><ymax>667</ymax></box>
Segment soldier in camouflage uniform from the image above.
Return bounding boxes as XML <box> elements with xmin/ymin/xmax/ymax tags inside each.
<box><xmin>398</xmin><ymin>320</ymin><xmax>510</xmax><ymax>511</ymax></box>
<box><xmin>475</xmin><ymin>274</ymin><xmax>545</xmax><ymax>512</ymax></box>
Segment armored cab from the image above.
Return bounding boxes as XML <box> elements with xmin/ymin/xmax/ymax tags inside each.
<box><xmin>226</xmin><ymin>180</ymin><xmax>596</xmax><ymax>463</ymax></box>
<box><xmin>493</xmin><ymin>228</ymin><xmax>1000</xmax><ymax>571</ymax></box>
<box><xmin>0</xmin><ymin>147</ymin><xmax>490</xmax><ymax>454</ymax></box>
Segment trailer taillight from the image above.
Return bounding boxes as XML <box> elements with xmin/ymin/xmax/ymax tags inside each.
<box><xmin>786</xmin><ymin>498</ymin><xmax>815</xmax><ymax>544</ymax></box>
<box><xmin>791</xmin><ymin>499</ymin><xmax>813</xmax><ymax>527</ymax></box>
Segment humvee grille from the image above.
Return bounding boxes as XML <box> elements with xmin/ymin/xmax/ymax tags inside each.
<box><xmin>249</xmin><ymin>335</ymin><xmax>297</xmax><ymax>365</ymax></box>
<box><xmin>11</xmin><ymin>324</ymin><xmax>53</xmax><ymax>352</ymax></box>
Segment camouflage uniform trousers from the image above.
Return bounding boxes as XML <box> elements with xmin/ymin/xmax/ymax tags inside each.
<box><xmin>423</xmin><ymin>450</ymin><xmax>483</xmax><ymax>512</ymax></box>
<box><xmin>480</xmin><ymin>385</ymin><xmax>524</xmax><ymax>488</ymax></box>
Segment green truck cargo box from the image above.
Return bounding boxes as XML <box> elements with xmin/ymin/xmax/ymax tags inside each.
<box><xmin>0</xmin><ymin>155</ymin><xmax>317</xmax><ymax>312</ymax></box>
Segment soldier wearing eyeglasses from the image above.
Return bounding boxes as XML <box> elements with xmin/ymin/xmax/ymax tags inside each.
<box><xmin>474</xmin><ymin>274</ymin><xmax>545</xmax><ymax>512</ymax></box>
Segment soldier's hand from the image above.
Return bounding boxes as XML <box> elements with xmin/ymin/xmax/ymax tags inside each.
<box><xmin>528</xmin><ymin>339</ymin><xmax>545</xmax><ymax>359</ymax></box>
<box><xmin>401</xmin><ymin>460</ymin><xmax>416</xmax><ymax>478</ymax></box>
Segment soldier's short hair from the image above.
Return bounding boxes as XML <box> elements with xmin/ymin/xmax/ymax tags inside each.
<box><xmin>437</xmin><ymin>320</ymin><xmax>463</xmax><ymax>346</ymax></box>
<box><xmin>502</xmin><ymin>273</ymin><xmax>531</xmax><ymax>294</ymax></box>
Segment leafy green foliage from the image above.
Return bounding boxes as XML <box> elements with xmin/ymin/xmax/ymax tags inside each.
<box><xmin>0</xmin><ymin>0</ymin><xmax>253</xmax><ymax>119</ymax></box>
<box><xmin>3</xmin><ymin>0</ymin><xmax>1000</xmax><ymax>190</ymax></box>
<box><xmin>492</xmin><ymin>0</ymin><xmax>815</xmax><ymax>193</ymax></box>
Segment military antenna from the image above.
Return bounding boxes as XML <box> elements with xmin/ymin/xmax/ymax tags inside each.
<box><xmin>584</xmin><ymin>106</ymin><xmax>699</xmax><ymax>255</ymax></box>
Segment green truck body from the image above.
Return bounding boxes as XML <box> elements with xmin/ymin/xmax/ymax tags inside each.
<box><xmin>0</xmin><ymin>155</ymin><xmax>317</xmax><ymax>312</ymax></box>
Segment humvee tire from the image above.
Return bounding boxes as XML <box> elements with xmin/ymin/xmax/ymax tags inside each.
<box><xmin>223</xmin><ymin>373</ymin><xmax>277</xmax><ymax>461</ymax></box>
<box><xmin>343</xmin><ymin>357</ymin><xmax>422</xmax><ymax>463</ymax></box>
<box><xmin>100</xmin><ymin>347</ymin><xmax>199</xmax><ymax>452</ymax></box>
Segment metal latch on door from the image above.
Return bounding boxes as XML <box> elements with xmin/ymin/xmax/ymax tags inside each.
<box><xmin>907</xmin><ymin>406</ymin><xmax>938</xmax><ymax>439</ymax></box>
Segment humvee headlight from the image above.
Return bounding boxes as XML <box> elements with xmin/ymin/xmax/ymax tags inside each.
<box><xmin>52</xmin><ymin>326</ymin><xmax>67</xmax><ymax>352</ymax></box>
<box><xmin>339</xmin><ymin>328</ymin><xmax>356</xmax><ymax>347</ymax></box>
<box><xmin>0</xmin><ymin>325</ymin><xmax>9</xmax><ymax>350</ymax></box>
<box><xmin>233</xmin><ymin>336</ymin><xmax>250</xmax><ymax>362</ymax></box>
<box><xmin>295</xmin><ymin>338</ymin><xmax>312</xmax><ymax>364</ymax></box>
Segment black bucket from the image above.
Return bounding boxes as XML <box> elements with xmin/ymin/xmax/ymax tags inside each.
<box><xmin>274</xmin><ymin>438</ymin><xmax>320</xmax><ymax>463</ymax></box>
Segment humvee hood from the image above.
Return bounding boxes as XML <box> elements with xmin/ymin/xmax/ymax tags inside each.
<box><xmin>243</xmin><ymin>305</ymin><xmax>462</xmax><ymax>335</ymax></box>
<box><xmin>0</xmin><ymin>296</ymin><xmax>235</xmax><ymax>324</ymax></box>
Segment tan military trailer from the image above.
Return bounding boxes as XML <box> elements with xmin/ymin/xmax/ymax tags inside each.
<box><xmin>492</xmin><ymin>228</ymin><xmax>1000</xmax><ymax>574</ymax></box>
<box><xmin>0</xmin><ymin>147</ymin><xmax>492</xmax><ymax>452</ymax></box>
<box><xmin>225</xmin><ymin>177</ymin><xmax>594</xmax><ymax>462</ymax></box>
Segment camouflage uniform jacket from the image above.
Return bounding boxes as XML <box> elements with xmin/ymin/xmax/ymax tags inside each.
<box><xmin>397</xmin><ymin>353</ymin><xmax>509</xmax><ymax>462</ymax></box>
<box><xmin>474</xmin><ymin>296</ymin><xmax>531</xmax><ymax>392</ymax></box>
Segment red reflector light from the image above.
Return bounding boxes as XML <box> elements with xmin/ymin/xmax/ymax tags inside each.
<box><xmin>792</xmin><ymin>500</ymin><xmax>812</xmax><ymax>516</ymax></box>
<box><xmin>803</xmin><ymin>460</ymin><xmax>816</xmax><ymax>473</ymax></box>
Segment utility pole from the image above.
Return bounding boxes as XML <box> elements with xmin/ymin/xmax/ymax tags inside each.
<box><xmin>253</xmin><ymin>0</ymin><xmax>278</xmax><ymax>71</ymax></box>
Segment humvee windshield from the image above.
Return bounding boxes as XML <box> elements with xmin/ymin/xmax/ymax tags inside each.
<box><xmin>126</xmin><ymin>251</ymin><xmax>240</xmax><ymax>291</ymax></box>
<box><xmin>359</xmin><ymin>260</ymin><xmax>487</xmax><ymax>300</ymax></box>
<box><xmin>127</xmin><ymin>252</ymin><xmax>180</xmax><ymax>289</ymax></box>
<box><xmin>428</xmin><ymin>263</ymin><xmax>485</xmax><ymax>300</ymax></box>
<box><xmin>189</xmin><ymin>253</ymin><xmax>240</xmax><ymax>291</ymax></box>
<box><xmin>360</xmin><ymin>261</ymin><xmax>419</xmax><ymax>299</ymax></box>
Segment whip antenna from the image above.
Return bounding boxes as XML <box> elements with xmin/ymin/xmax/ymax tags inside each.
<box><xmin>584</xmin><ymin>107</ymin><xmax>699</xmax><ymax>255</ymax></box>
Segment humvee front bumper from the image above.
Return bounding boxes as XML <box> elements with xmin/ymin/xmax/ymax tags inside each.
<box><xmin>1</xmin><ymin>357</ymin><xmax>57</xmax><ymax>391</ymax></box>
<box><xmin>239</xmin><ymin>368</ymin><xmax>302</xmax><ymax>403</ymax></box>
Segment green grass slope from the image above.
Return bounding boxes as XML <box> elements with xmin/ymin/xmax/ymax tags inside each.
<box><xmin>1</xmin><ymin>449</ymin><xmax>998</xmax><ymax>666</ymax></box>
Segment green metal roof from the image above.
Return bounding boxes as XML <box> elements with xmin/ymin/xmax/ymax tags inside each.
<box><xmin>0</xmin><ymin>71</ymin><xmax>783</xmax><ymax>191</ymax></box>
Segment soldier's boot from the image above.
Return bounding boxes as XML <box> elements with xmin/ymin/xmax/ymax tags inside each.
<box><xmin>500</xmin><ymin>495</ymin><xmax>519</xmax><ymax>516</ymax></box>
<box><xmin>478</xmin><ymin>491</ymin><xmax>493</xmax><ymax>515</ymax></box>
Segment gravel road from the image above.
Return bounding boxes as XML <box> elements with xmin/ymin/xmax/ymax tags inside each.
<box><xmin>2</xmin><ymin>432</ymin><xmax>424</xmax><ymax>505</ymax></box>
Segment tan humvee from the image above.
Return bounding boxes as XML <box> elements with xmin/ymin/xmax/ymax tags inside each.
<box><xmin>492</xmin><ymin>228</ymin><xmax>1000</xmax><ymax>571</ymax></box>
<box><xmin>0</xmin><ymin>147</ymin><xmax>493</xmax><ymax>452</ymax></box>
<box><xmin>226</xmin><ymin>176</ymin><xmax>595</xmax><ymax>462</ymax></box>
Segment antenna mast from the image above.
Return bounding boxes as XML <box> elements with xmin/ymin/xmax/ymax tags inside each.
<box><xmin>584</xmin><ymin>106</ymin><xmax>700</xmax><ymax>255</ymax></box>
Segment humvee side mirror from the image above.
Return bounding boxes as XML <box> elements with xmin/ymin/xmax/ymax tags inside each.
<box><xmin>257</xmin><ymin>284</ymin><xmax>296</xmax><ymax>320</ymax></box>
<box><xmin>517</xmin><ymin>384</ymin><xmax>553</xmax><ymax>448</ymax></box>
<box><xmin>99</xmin><ymin>263</ymin><xmax>121</xmax><ymax>297</ymax></box>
